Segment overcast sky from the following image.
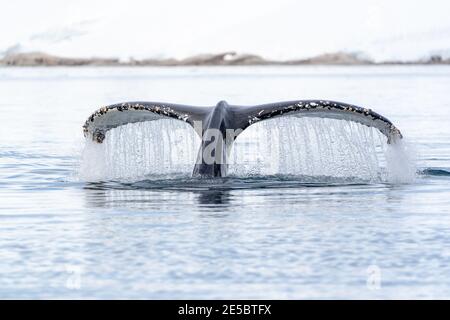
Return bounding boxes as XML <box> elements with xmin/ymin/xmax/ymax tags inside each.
<box><xmin>1</xmin><ymin>0</ymin><xmax>450</xmax><ymax>61</ymax></box>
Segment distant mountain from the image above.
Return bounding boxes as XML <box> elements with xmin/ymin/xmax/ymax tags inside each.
<box><xmin>1</xmin><ymin>51</ymin><xmax>450</xmax><ymax>66</ymax></box>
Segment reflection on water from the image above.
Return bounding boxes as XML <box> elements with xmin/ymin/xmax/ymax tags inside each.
<box><xmin>196</xmin><ymin>190</ymin><xmax>231</xmax><ymax>207</ymax></box>
<box><xmin>82</xmin><ymin>175</ymin><xmax>380</xmax><ymax>211</ymax></box>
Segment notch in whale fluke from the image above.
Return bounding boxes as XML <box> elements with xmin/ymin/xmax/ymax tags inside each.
<box><xmin>83</xmin><ymin>100</ymin><xmax>403</xmax><ymax>177</ymax></box>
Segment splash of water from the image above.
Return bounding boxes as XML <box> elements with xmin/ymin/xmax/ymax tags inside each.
<box><xmin>228</xmin><ymin>117</ymin><xmax>416</xmax><ymax>183</ymax></box>
<box><xmin>79</xmin><ymin>119</ymin><xmax>200</xmax><ymax>181</ymax></box>
<box><xmin>79</xmin><ymin>117</ymin><xmax>416</xmax><ymax>183</ymax></box>
<box><xmin>384</xmin><ymin>138</ymin><xmax>417</xmax><ymax>183</ymax></box>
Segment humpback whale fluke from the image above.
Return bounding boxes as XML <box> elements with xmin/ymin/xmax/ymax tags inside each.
<box><xmin>83</xmin><ymin>100</ymin><xmax>402</xmax><ymax>177</ymax></box>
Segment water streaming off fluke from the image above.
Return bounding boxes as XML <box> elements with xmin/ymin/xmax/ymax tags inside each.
<box><xmin>80</xmin><ymin>119</ymin><xmax>201</xmax><ymax>181</ymax></box>
<box><xmin>228</xmin><ymin>117</ymin><xmax>416</xmax><ymax>183</ymax></box>
<box><xmin>79</xmin><ymin>117</ymin><xmax>416</xmax><ymax>183</ymax></box>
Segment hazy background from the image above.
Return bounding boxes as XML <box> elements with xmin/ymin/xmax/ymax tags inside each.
<box><xmin>1</xmin><ymin>0</ymin><xmax>450</xmax><ymax>61</ymax></box>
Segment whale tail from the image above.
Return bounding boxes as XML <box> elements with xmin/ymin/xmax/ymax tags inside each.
<box><xmin>83</xmin><ymin>100</ymin><xmax>402</xmax><ymax>177</ymax></box>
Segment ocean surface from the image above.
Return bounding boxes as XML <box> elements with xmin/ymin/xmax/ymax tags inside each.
<box><xmin>0</xmin><ymin>66</ymin><xmax>449</xmax><ymax>299</ymax></box>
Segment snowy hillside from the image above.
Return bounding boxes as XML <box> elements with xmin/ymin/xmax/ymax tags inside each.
<box><xmin>1</xmin><ymin>0</ymin><xmax>450</xmax><ymax>62</ymax></box>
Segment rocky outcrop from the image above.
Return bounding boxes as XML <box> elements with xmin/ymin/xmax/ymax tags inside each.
<box><xmin>288</xmin><ymin>52</ymin><xmax>373</xmax><ymax>65</ymax></box>
<box><xmin>423</xmin><ymin>54</ymin><xmax>450</xmax><ymax>64</ymax></box>
<box><xmin>177</xmin><ymin>52</ymin><xmax>270</xmax><ymax>65</ymax></box>
<box><xmin>129</xmin><ymin>52</ymin><xmax>270</xmax><ymax>66</ymax></box>
<box><xmin>0</xmin><ymin>52</ymin><xmax>119</xmax><ymax>66</ymax></box>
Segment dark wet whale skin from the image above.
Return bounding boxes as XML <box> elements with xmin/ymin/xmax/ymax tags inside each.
<box><xmin>192</xmin><ymin>101</ymin><xmax>236</xmax><ymax>177</ymax></box>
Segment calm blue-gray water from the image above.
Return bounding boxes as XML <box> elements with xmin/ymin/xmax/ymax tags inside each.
<box><xmin>0</xmin><ymin>66</ymin><xmax>449</xmax><ymax>299</ymax></box>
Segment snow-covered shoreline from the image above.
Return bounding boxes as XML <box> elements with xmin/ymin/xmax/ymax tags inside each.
<box><xmin>1</xmin><ymin>51</ymin><xmax>449</xmax><ymax>66</ymax></box>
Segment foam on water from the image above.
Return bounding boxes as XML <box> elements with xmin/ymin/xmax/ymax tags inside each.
<box><xmin>79</xmin><ymin>117</ymin><xmax>416</xmax><ymax>184</ymax></box>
